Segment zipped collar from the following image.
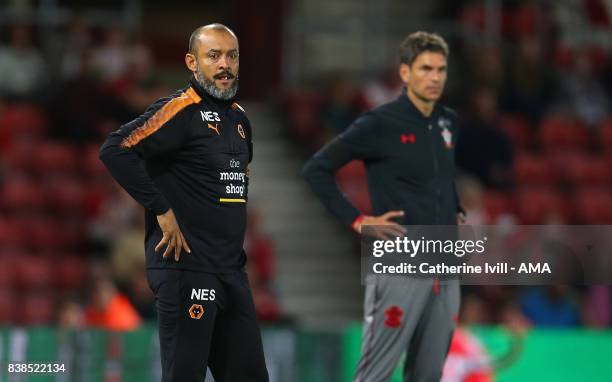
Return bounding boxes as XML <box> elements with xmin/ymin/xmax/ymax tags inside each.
<box><xmin>189</xmin><ymin>76</ymin><xmax>235</xmax><ymax>110</ymax></box>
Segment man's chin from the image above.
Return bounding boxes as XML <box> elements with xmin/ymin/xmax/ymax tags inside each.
<box><xmin>425</xmin><ymin>93</ymin><xmax>442</xmax><ymax>102</ymax></box>
<box><xmin>215</xmin><ymin>79</ymin><xmax>235</xmax><ymax>89</ymax></box>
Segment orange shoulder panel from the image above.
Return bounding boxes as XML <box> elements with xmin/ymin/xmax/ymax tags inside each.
<box><xmin>121</xmin><ymin>87</ymin><xmax>201</xmax><ymax>148</ymax></box>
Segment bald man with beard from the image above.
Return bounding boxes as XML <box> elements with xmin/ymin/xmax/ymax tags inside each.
<box><xmin>100</xmin><ymin>24</ymin><xmax>269</xmax><ymax>382</ymax></box>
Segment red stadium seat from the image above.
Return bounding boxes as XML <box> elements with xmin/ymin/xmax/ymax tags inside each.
<box><xmin>0</xmin><ymin>217</ymin><xmax>27</xmax><ymax>248</ymax></box>
<box><xmin>0</xmin><ymin>256</ymin><xmax>14</xmax><ymax>288</ymax></box>
<box><xmin>57</xmin><ymin>220</ymin><xmax>85</xmax><ymax>250</ymax></box>
<box><xmin>56</xmin><ymin>256</ymin><xmax>87</xmax><ymax>290</ymax></box>
<box><xmin>0</xmin><ymin>289</ymin><xmax>16</xmax><ymax>324</ymax></box>
<box><xmin>336</xmin><ymin>160</ymin><xmax>366</xmax><ymax>184</ymax></box>
<box><xmin>539</xmin><ymin>115</ymin><xmax>590</xmax><ymax>150</ymax></box>
<box><xmin>82</xmin><ymin>143</ymin><xmax>108</xmax><ymax>177</ymax></box>
<box><xmin>553</xmin><ymin>44</ymin><xmax>575</xmax><ymax>70</ymax></box>
<box><xmin>1</xmin><ymin>140</ymin><xmax>36</xmax><ymax>171</ymax></box>
<box><xmin>574</xmin><ymin>188</ymin><xmax>612</xmax><ymax>224</ymax></box>
<box><xmin>0</xmin><ymin>175</ymin><xmax>45</xmax><ymax>212</ymax></box>
<box><xmin>14</xmin><ymin>256</ymin><xmax>54</xmax><ymax>290</ymax></box>
<box><xmin>513</xmin><ymin>151</ymin><xmax>556</xmax><ymax>186</ymax></box>
<box><xmin>599</xmin><ymin>118</ymin><xmax>612</xmax><ymax>153</ymax></box>
<box><xmin>483</xmin><ymin>191</ymin><xmax>516</xmax><ymax>220</ymax></box>
<box><xmin>17</xmin><ymin>293</ymin><xmax>56</xmax><ymax>325</ymax></box>
<box><xmin>43</xmin><ymin>176</ymin><xmax>86</xmax><ymax>213</ymax></box>
<box><xmin>338</xmin><ymin>170</ymin><xmax>372</xmax><ymax>215</ymax></box>
<box><xmin>547</xmin><ymin>150</ymin><xmax>610</xmax><ymax>187</ymax></box>
<box><xmin>348</xmin><ymin>185</ymin><xmax>373</xmax><ymax>216</ymax></box>
<box><xmin>283</xmin><ymin>90</ymin><xmax>325</xmax><ymax>146</ymax></box>
<box><xmin>517</xmin><ymin>187</ymin><xmax>572</xmax><ymax>224</ymax></box>
<box><xmin>460</xmin><ymin>4</ymin><xmax>485</xmax><ymax>31</ymax></box>
<box><xmin>32</xmin><ymin>142</ymin><xmax>79</xmax><ymax>175</ymax></box>
<box><xmin>82</xmin><ymin>181</ymin><xmax>113</xmax><ymax>218</ymax></box>
<box><xmin>510</xmin><ymin>5</ymin><xmax>540</xmax><ymax>37</ymax></box>
<box><xmin>24</xmin><ymin>216</ymin><xmax>63</xmax><ymax>250</ymax></box>
<box><xmin>498</xmin><ymin>115</ymin><xmax>532</xmax><ymax>149</ymax></box>
<box><xmin>24</xmin><ymin>215</ymin><xmax>84</xmax><ymax>251</ymax></box>
<box><xmin>565</xmin><ymin>153</ymin><xmax>609</xmax><ymax>187</ymax></box>
<box><xmin>0</xmin><ymin>104</ymin><xmax>47</xmax><ymax>148</ymax></box>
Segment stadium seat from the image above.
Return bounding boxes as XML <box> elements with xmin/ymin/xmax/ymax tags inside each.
<box><xmin>588</xmin><ymin>46</ymin><xmax>608</xmax><ymax>72</ymax></box>
<box><xmin>336</xmin><ymin>160</ymin><xmax>367</xmax><ymax>184</ymax></box>
<box><xmin>57</xmin><ymin>220</ymin><xmax>85</xmax><ymax>251</ymax></box>
<box><xmin>0</xmin><ymin>289</ymin><xmax>16</xmax><ymax>324</ymax></box>
<box><xmin>0</xmin><ymin>175</ymin><xmax>45</xmax><ymax>212</ymax></box>
<box><xmin>32</xmin><ymin>142</ymin><xmax>79</xmax><ymax>175</ymax></box>
<box><xmin>43</xmin><ymin>176</ymin><xmax>86</xmax><ymax>213</ymax></box>
<box><xmin>460</xmin><ymin>4</ymin><xmax>485</xmax><ymax>31</ymax></box>
<box><xmin>82</xmin><ymin>143</ymin><xmax>108</xmax><ymax>177</ymax></box>
<box><xmin>0</xmin><ymin>256</ymin><xmax>14</xmax><ymax>288</ymax></box>
<box><xmin>282</xmin><ymin>90</ymin><xmax>325</xmax><ymax>146</ymax></box>
<box><xmin>349</xmin><ymin>185</ymin><xmax>373</xmax><ymax>216</ymax></box>
<box><xmin>0</xmin><ymin>217</ymin><xmax>27</xmax><ymax>248</ymax></box>
<box><xmin>338</xmin><ymin>180</ymin><xmax>372</xmax><ymax>216</ymax></box>
<box><xmin>510</xmin><ymin>5</ymin><xmax>540</xmax><ymax>37</ymax></box>
<box><xmin>539</xmin><ymin>116</ymin><xmax>590</xmax><ymax>151</ymax></box>
<box><xmin>82</xmin><ymin>181</ymin><xmax>113</xmax><ymax>218</ymax></box>
<box><xmin>18</xmin><ymin>293</ymin><xmax>56</xmax><ymax>325</ymax></box>
<box><xmin>574</xmin><ymin>188</ymin><xmax>612</xmax><ymax>224</ymax></box>
<box><xmin>25</xmin><ymin>216</ymin><xmax>84</xmax><ymax>251</ymax></box>
<box><xmin>14</xmin><ymin>256</ymin><xmax>54</xmax><ymax>290</ymax></box>
<box><xmin>565</xmin><ymin>153</ymin><xmax>609</xmax><ymax>187</ymax></box>
<box><xmin>483</xmin><ymin>191</ymin><xmax>516</xmax><ymax>220</ymax></box>
<box><xmin>0</xmin><ymin>103</ymin><xmax>47</xmax><ymax>148</ymax></box>
<box><xmin>498</xmin><ymin>115</ymin><xmax>532</xmax><ymax>149</ymax></box>
<box><xmin>517</xmin><ymin>187</ymin><xmax>572</xmax><ymax>224</ymax></box>
<box><xmin>599</xmin><ymin>118</ymin><xmax>612</xmax><ymax>153</ymax></box>
<box><xmin>56</xmin><ymin>256</ymin><xmax>87</xmax><ymax>290</ymax></box>
<box><xmin>24</xmin><ymin>216</ymin><xmax>63</xmax><ymax>250</ymax></box>
<box><xmin>513</xmin><ymin>151</ymin><xmax>556</xmax><ymax>186</ymax></box>
<box><xmin>553</xmin><ymin>44</ymin><xmax>575</xmax><ymax>70</ymax></box>
<box><xmin>1</xmin><ymin>140</ymin><xmax>36</xmax><ymax>171</ymax></box>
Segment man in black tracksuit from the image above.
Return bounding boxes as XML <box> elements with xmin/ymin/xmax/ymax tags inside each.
<box><xmin>99</xmin><ymin>24</ymin><xmax>268</xmax><ymax>382</ymax></box>
<box><xmin>303</xmin><ymin>32</ymin><xmax>464</xmax><ymax>381</ymax></box>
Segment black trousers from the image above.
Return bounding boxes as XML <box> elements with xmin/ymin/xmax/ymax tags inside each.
<box><xmin>147</xmin><ymin>268</ymin><xmax>269</xmax><ymax>382</ymax></box>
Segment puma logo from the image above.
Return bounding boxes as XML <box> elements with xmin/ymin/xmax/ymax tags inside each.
<box><xmin>207</xmin><ymin>123</ymin><xmax>220</xmax><ymax>135</ymax></box>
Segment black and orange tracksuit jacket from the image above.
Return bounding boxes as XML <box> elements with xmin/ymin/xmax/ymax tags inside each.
<box><xmin>99</xmin><ymin>77</ymin><xmax>252</xmax><ymax>273</ymax></box>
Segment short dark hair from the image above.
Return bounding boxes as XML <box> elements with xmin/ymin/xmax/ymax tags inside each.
<box><xmin>399</xmin><ymin>31</ymin><xmax>449</xmax><ymax>66</ymax></box>
<box><xmin>188</xmin><ymin>23</ymin><xmax>237</xmax><ymax>54</ymax></box>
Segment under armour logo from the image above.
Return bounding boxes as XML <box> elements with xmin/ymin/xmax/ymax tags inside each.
<box><xmin>208</xmin><ymin>123</ymin><xmax>220</xmax><ymax>135</ymax></box>
<box><xmin>384</xmin><ymin>306</ymin><xmax>403</xmax><ymax>328</ymax></box>
<box><xmin>401</xmin><ymin>133</ymin><xmax>416</xmax><ymax>144</ymax></box>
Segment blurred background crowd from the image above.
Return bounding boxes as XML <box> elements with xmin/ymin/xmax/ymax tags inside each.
<box><xmin>0</xmin><ymin>0</ymin><xmax>611</xmax><ymax>371</ymax></box>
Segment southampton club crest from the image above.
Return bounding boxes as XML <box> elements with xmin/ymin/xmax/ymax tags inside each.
<box><xmin>438</xmin><ymin>117</ymin><xmax>453</xmax><ymax>149</ymax></box>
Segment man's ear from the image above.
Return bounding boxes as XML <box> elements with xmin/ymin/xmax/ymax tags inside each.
<box><xmin>399</xmin><ymin>63</ymin><xmax>411</xmax><ymax>85</ymax></box>
<box><xmin>185</xmin><ymin>53</ymin><xmax>197</xmax><ymax>73</ymax></box>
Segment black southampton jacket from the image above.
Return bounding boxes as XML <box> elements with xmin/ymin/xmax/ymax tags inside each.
<box><xmin>302</xmin><ymin>91</ymin><xmax>462</xmax><ymax>227</ymax></box>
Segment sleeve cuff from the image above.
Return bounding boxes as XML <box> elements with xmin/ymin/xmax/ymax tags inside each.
<box><xmin>150</xmin><ymin>195</ymin><xmax>171</xmax><ymax>215</ymax></box>
<box><xmin>351</xmin><ymin>214</ymin><xmax>365</xmax><ymax>231</ymax></box>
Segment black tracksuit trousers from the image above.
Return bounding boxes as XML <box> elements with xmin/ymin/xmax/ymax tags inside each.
<box><xmin>147</xmin><ymin>269</ymin><xmax>269</xmax><ymax>382</ymax></box>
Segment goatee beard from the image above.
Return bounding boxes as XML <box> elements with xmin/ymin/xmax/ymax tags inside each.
<box><xmin>196</xmin><ymin>70</ymin><xmax>238</xmax><ymax>101</ymax></box>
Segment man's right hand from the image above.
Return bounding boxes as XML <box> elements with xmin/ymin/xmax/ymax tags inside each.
<box><xmin>155</xmin><ymin>209</ymin><xmax>192</xmax><ymax>262</ymax></box>
<box><xmin>352</xmin><ymin>210</ymin><xmax>407</xmax><ymax>239</ymax></box>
